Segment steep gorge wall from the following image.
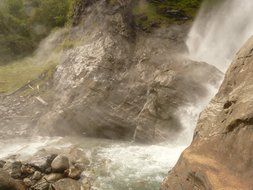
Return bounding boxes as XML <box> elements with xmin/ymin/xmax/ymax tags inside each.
<box><xmin>161</xmin><ymin>37</ymin><xmax>253</xmax><ymax>189</ymax></box>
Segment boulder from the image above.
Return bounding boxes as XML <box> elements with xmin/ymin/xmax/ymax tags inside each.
<box><xmin>29</xmin><ymin>154</ymin><xmax>57</xmax><ymax>172</ymax></box>
<box><xmin>36</xmin><ymin>1</ymin><xmax>222</xmax><ymax>143</ymax></box>
<box><xmin>52</xmin><ymin>179</ymin><xmax>82</xmax><ymax>190</ymax></box>
<box><xmin>44</xmin><ymin>173</ymin><xmax>64</xmax><ymax>182</ymax></box>
<box><xmin>161</xmin><ymin>37</ymin><xmax>253</xmax><ymax>189</ymax></box>
<box><xmin>32</xmin><ymin>171</ymin><xmax>42</xmax><ymax>180</ymax></box>
<box><xmin>31</xmin><ymin>178</ymin><xmax>50</xmax><ymax>190</ymax></box>
<box><xmin>23</xmin><ymin>178</ymin><xmax>33</xmax><ymax>187</ymax></box>
<box><xmin>10</xmin><ymin>161</ymin><xmax>22</xmax><ymax>179</ymax></box>
<box><xmin>51</xmin><ymin>155</ymin><xmax>69</xmax><ymax>173</ymax></box>
<box><xmin>0</xmin><ymin>169</ymin><xmax>25</xmax><ymax>190</ymax></box>
<box><xmin>66</xmin><ymin>166</ymin><xmax>82</xmax><ymax>180</ymax></box>
<box><xmin>29</xmin><ymin>157</ymin><xmax>49</xmax><ymax>172</ymax></box>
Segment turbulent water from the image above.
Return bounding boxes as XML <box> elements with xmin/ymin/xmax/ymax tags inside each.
<box><xmin>187</xmin><ymin>0</ymin><xmax>253</xmax><ymax>72</ymax></box>
<box><xmin>0</xmin><ymin>87</ymin><xmax>216</xmax><ymax>190</ymax></box>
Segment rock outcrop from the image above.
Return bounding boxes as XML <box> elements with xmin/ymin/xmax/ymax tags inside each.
<box><xmin>0</xmin><ymin>0</ymin><xmax>222</xmax><ymax>142</ymax></box>
<box><xmin>35</xmin><ymin>0</ymin><xmax>222</xmax><ymax>142</ymax></box>
<box><xmin>161</xmin><ymin>37</ymin><xmax>253</xmax><ymax>189</ymax></box>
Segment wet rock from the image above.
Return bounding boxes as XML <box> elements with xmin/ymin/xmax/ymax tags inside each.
<box><xmin>69</xmin><ymin>147</ymin><xmax>90</xmax><ymax>169</ymax></box>
<box><xmin>11</xmin><ymin>161</ymin><xmax>22</xmax><ymax>179</ymax></box>
<box><xmin>45</xmin><ymin>167</ymin><xmax>52</xmax><ymax>174</ymax></box>
<box><xmin>29</xmin><ymin>157</ymin><xmax>49</xmax><ymax>172</ymax></box>
<box><xmin>51</xmin><ymin>155</ymin><xmax>69</xmax><ymax>173</ymax></box>
<box><xmin>2</xmin><ymin>161</ymin><xmax>12</xmax><ymax>173</ymax></box>
<box><xmin>46</xmin><ymin>154</ymin><xmax>58</xmax><ymax>165</ymax></box>
<box><xmin>32</xmin><ymin>171</ymin><xmax>42</xmax><ymax>180</ymax></box>
<box><xmin>81</xmin><ymin>177</ymin><xmax>92</xmax><ymax>190</ymax></box>
<box><xmin>31</xmin><ymin>178</ymin><xmax>50</xmax><ymax>190</ymax></box>
<box><xmin>66</xmin><ymin>166</ymin><xmax>82</xmax><ymax>180</ymax></box>
<box><xmin>44</xmin><ymin>173</ymin><xmax>64</xmax><ymax>182</ymax></box>
<box><xmin>52</xmin><ymin>178</ymin><xmax>82</xmax><ymax>190</ymax></box>
<box><xmin>0</xmin><ymin>169</ymin><xmax>25</xmax><ymax>190</ymax></box>
<box><xmin>0</xmin><ymin>160</ymin><xmax>6</xmax><ymax>168</ymax></box>
<box><xmin>29</xmin><ymin>154</ymin><xmax>57</xmax><ymax>172</ymax></box>
<box><xmin>21</xmin><ymin>164</ymin><xmax>35</xmax><ymax>175</ymax></box>
<box><xmin>23</xmin><ymin>178</ymin><xmax>33</xmax><ymax>187</ymax></box>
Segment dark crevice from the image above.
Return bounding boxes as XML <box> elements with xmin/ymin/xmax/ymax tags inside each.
<box><xmin>226</xmin><ymin>117</ymin><xmax>253</xmax><ymax>133</ymax></box>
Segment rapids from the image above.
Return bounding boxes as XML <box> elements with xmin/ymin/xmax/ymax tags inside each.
<box><xmin>0</xmin><ymin>87</ymin><xmax>216</xmax><ymax>190</ymax></box>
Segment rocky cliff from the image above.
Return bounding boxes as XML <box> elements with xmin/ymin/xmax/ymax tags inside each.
<box><xmin>35</xmin><ymin>0</ymin><xmax>222</xmax><ymax>142</ymax></box>
<box><xmin>161</xmin><ymin>37</ymin><xmax>253</xmax><ymax>189</ymax></box>
<box><xmin>0</xmin><ymin>0</ymin><xmax>222</xmax><ymax>143</ymax></box>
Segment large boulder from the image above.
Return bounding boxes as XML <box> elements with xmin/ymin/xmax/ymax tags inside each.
<box><xmin>36</xmin><ymin>0</ymin><xmax>222</xmax><ymax>143</ymax></box>
<box><xmin>51</xmin><ymin>155</ymin><xmax>69</xmax><ymax>173</ymax></box>
<box><xmin>0</xmin><ymin>170</ymin><xmax>25</xmax><ymax>190</ymax></box>
<box><xmin>161</xmin><ymin>37</ymin><xmax>253</xmax><ymax>189</ymax></box>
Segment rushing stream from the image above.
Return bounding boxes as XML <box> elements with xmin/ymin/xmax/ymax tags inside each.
<box><xmin>0</xmin><ymin>88</ymin><xmax>216</xmax><ymax>190</ymax></box>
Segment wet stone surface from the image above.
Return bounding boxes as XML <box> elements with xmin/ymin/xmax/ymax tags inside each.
<box><xmin>0</xmin><ymin>152</ymin><xmax>90</xmax><ymax>190</ymax></box>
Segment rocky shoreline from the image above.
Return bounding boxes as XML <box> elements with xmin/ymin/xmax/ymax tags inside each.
<box><xmin>0</xmin><ymin>149</ymin><xmax>91</xmax><ymax>190</ymax></box>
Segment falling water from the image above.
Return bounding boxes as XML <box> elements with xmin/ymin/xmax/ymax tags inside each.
<box><xmin>187</xmin><ymin>0</ymin><xmax>253</xmax><ymax>72</ymax></box>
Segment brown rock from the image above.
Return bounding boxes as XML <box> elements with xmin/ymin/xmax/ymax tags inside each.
<box><xmin>66</xmin><ymin>166</ymin><xmax>82</xmax><ymax>180</ymax></box>
<box><xmin>0</xmin><ymin>160</ymin><xmax>6</xmax><ymax>168</ymax></box>
<box><xmin>0</xmin><ymin>169</ymin><xmax>25</xmax><ymax>190</ymax></box>
<box><xmin>21</xmin><ymin>164</ymin><xmax>35</xmax><ymax>175</ymax></box>
<box><xmin>23</xmin><ymin>178</ymin><xmax>33</xmax><ymax>187</ymax></box>
<box><xmin>161</xmin><ymin>37</ymin><xmax>253</xmax><ymax>189</ymax></box>
<box><xmin>51</xmin><ymin>155</ymin><xmax>69</xmax><ymax>173</ymax></box>
<box><xmin>32</xmin><ymin>171</ymin><xmax>42</xmax><ymax>180</ymax></box>
<box><xmin>52</xmin><ymin>178</ymin><xmax>82</xmax><ymax>190</ymax></box>
<box><xmin>10</xmin><ymin>161</ymin><xmax>22</xmax><ymax>179</ymax></box>
<box><xmin>44</xmin><ymin>173</ymin><xmax>64</xmax><ymax>182</ymax></box>
<box><xmin>31</xmin><ymin>178</ymin><xmax>50</xmax><ymax>190</ymax></box>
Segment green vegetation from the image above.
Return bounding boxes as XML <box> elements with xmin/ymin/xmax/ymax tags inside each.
<box><xmin>0</xmin><ymin>0</ymin><xmax>73</xmax><ymax>64</ymax></box>
<box><xmin>133</xmin><ymin>0</ymin><xmax>203</xmax><ymax>30</ymax></box>
<box><xmin>0</xmin><ymin>57</ymin><xmax>59</xmax><ymax>94</ymax></box>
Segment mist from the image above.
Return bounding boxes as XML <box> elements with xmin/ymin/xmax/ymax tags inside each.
<box><xmin>187</xmin><ymin>0</ymin><xmax>253</xmax><ymax>72</ymax></box>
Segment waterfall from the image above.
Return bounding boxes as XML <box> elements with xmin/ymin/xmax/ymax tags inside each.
<box><xmin>187</xmin><ymin>0</ymin><xmax>253</xmax><ymax>72</ymax></box>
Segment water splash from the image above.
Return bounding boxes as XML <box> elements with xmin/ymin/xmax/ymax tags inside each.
<box><xmin>187</xmin><ymin>0</ymin><xmax>253</xmax><ymax>71</ymax></box>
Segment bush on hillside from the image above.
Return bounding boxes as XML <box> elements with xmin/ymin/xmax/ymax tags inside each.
<box><xmin>0</xmin><ymin>0</ymin><xmax>72</xmax><ymax>64</ymax></box>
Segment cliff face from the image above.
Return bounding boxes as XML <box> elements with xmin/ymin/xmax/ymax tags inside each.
<box><xmin>34</xmin><ymin>0</ymin><xmax>222</xmax><ymax>142</ymax></box>
<box><xmin>161</xmin><ymin>37</ymin><xmax>253</xmax><ymax>189</ymax></box>
<box><xmin>0</xmin><ymin>0</ymin><xmax>222</xmax><ymax>142</ymax></box>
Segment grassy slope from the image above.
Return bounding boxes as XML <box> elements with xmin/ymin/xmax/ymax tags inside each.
<box><xmin>133</xmin><ymin>0</ymin><xmax>203</xmax><ymax>30</ymax></box>
<box><xmin>0</xmin><ymin>58</ymin><xmax>58</xmax><ymax>94</ymax></box>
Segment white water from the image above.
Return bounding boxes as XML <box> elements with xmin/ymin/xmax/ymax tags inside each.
<box><xmin>187</xmin><ymin>0</ymin><xmax>253</xmax><ymax>72</ymax></box>
<box><xmin>0</xmin><ymin>86</ymin><xmax>217</xmax><ymax>190</ymax></box>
